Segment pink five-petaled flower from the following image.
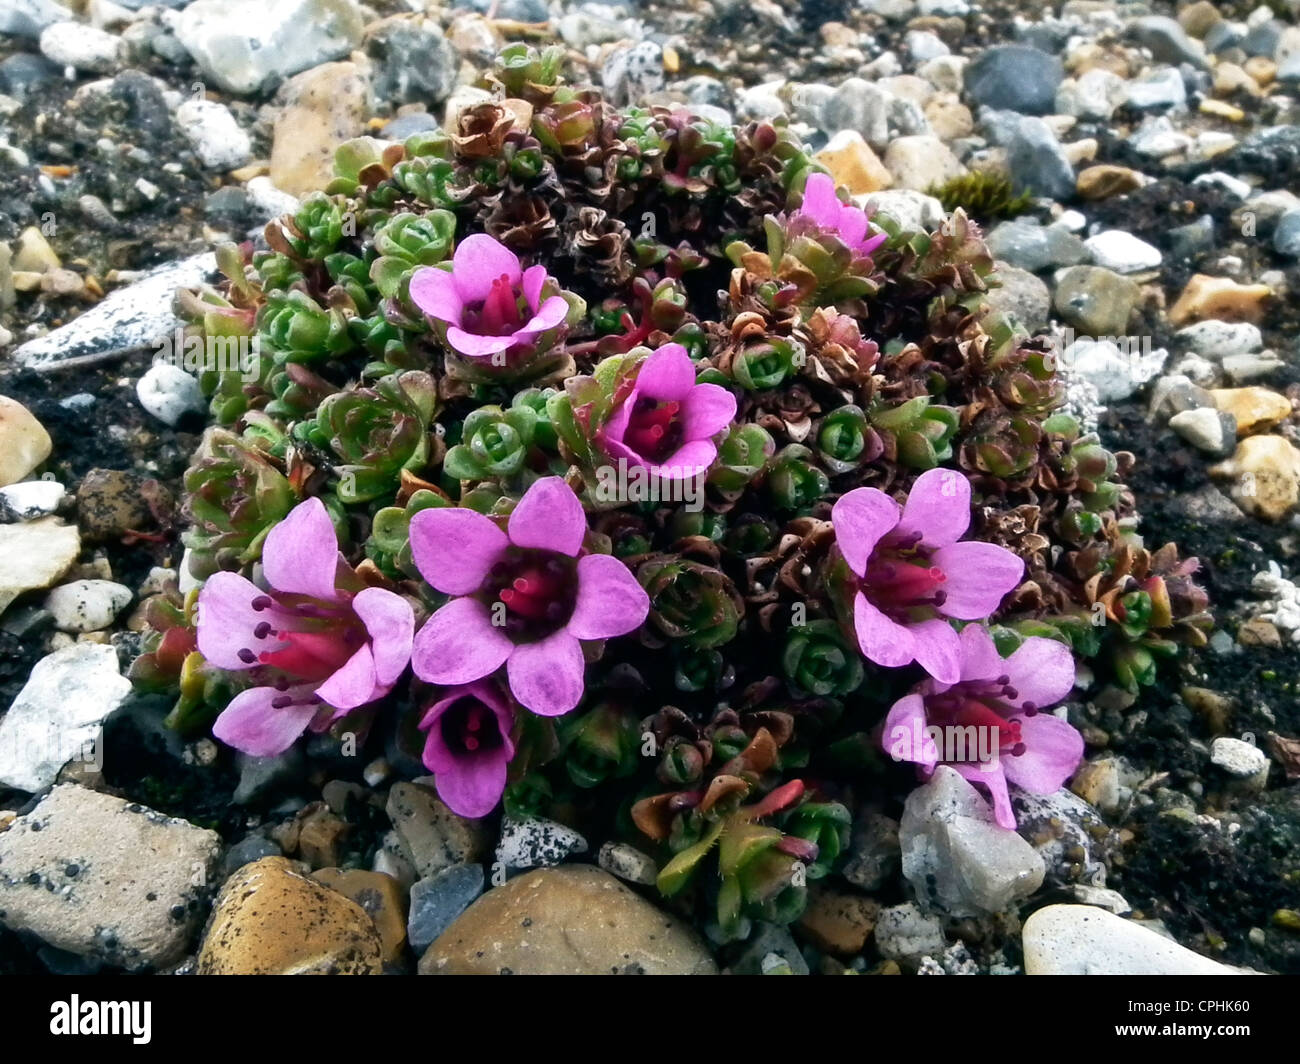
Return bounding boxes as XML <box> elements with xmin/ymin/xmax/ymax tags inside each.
<box><xmin>831</xmin><ymin>467</ymin><xmax>1024</xmax><ymax>684</ymax></box>
<box><xmin>794</xmin><ymin>172</ymin><xmax>888</xmax><ymax>257</ymax></box>
<box><xmin>883</xmin><ymin>624</ymin><xmax>1084</xmax><ymax>828</ymax></box>
<box><xmin>409</xmin><ymin>476</ymin><xmax>650</xmax><ymax>717</ymax></box>
<box><xmin>197</xmin><ymin>498</ymin><xmax>415</xmax><ymax>757</ymax></box>
<box><xmin>597</xmin><ymin>343</ymin><xmax>737</xmax><ymax>481</ymax></box>
<box><xmin>418</xmin><ymin>680</ymin><xmax>515</xmax><ymax>819</ymax></box>
<box><xmin>408</xmin><ymin>233</ymin><xmax>569</xmax><ymax>361</ymax></box>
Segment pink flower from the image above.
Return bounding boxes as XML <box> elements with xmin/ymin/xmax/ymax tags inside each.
<box><xmin>409</xmin><ymin>233</ymin><xmax>569</xmax><ymax>361</ymax></box>
<box><xmin>197</xmin><ymin>498</ymin><xmax>415</xmax><ymax>756</ymax></box>
<box><xmin>409</xmin><ymin>476</ymin><xmax>650</xmax><ymax>717</ymax></box>
<box><xmin>831</xmin><ymin>467</ymin><xmax>1024</xmax><ymax>684</ymax></box>
<box><xmin>597</xmin><ymin>343</ymin><xmax>737</xmax><ymax>480</ymax></box>
<box><xmin>418</xmin><ymin>680</ymin><xmax>515</xmax><ymax>818</ymax></box>
<box><xmin>792</xmin><ymin>172</ymin><xmax>888</xmax><ymax>257</ymax></box>
<box><xmin>883</xmin><ymin>624</ymin><xmax>1084</xmax><ymax>828</ymax></box>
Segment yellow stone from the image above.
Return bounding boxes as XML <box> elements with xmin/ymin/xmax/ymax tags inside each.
<box><xmin>796</xmin><ymin>885</ymin><xmax>880</xmax><ymax>956</ymax></box>
<box><xmin>269</xmin><ymin>62</ymin><xmax>370</xmax><ymax>198</ymax></box>
<box><xmin>1210</xmin><ymin>387</ymin><xmax>1292</xmax><ymax>435</ymax></box>
<box><xmin>1169</xmin><ymin>274</ymin><xmax>1272</xmax><ymax>326</ymax></box>
<box><xmin>0</xmin><ymin>396</ymin><xmax>53</xmax><ymax>487</ymax></box>
<box><xmin>923</xmin><ymin>95</ymin><xmax>973</xmax><ymax>141</ymax></box>
<box><xmin>1212</xmin><ymin>63</ymin><xmax>1261</xmax><ymax>98</ymax></box>
<box><xmin>1243</xmin><ymin>56</ymin><xmax>1276</xmax><ymax>88</ymax></box>
<box><xmin>814</xmin><ymin>130</ymin><xmax>893</xmax><ymax>194</ymax></box>
<box><xmin>12</xmin><ymin>226</ymin><xmax>60</xmax><ymax>273</ymax></box>
<box><xmin>662</xmin><ymin>44</ymin><xmax>679</xmax><ymax>73</ymax></box>
<box><xmin>1209</xmin><ymin>435</ymin><xmax>1300</xmax><ymax>522</ymax></box>
<box><xmin>1199</xmin><ymin>98</ymin><xmax>1245</xmax><ymax>122</ymax></box>
<box><xmin>312</xmin><ymin>868</ymin><xmax>408</xmax><ymax>966</ymax></box>
<box><xmin>1076</xmin><ymin>164</ymin><xmax>1143</xmax><ymax>200</ymax></box>
<box><xmin>197</xmin><ymin>857</ymin><xmax>383</xmax><ymax>975</ymax></box>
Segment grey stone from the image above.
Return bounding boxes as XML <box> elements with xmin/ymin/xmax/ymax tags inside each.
<box><xmin>219</xmin><ymin>835</ymin><xmax>281</xmax><ymax>879</ymax></box>
<box><xmin>1130</xmin><ymin>15</ymin><xmax>1209</xmax><ymax>70</ymax></box>
<box><xmin>983</xmin><ymin>263</ymin><xmax>1051</xmax><ymax>332</ymax></box>
<box><xmin>365</xmin><ymin>17</ymin><xmax>457</xmax><ymax>107</ymax></box>
<box><xmin>1012</xmin><ymin>787</ymin><xmax>1110</xmax><ymax>885</ymax></box>
<box><xmin>495</xmin><ymin>815</ymin><xmax>587</xmax><ymax>874</ymax></box>
<box><xmin>1167</xmin><ymin>215</ymin><xmax>1215</xmax><ymax>259</ymax></box>
<box><xmin>15</xmin><ymin>253</ymin><xmax>216</xmax><ymax>370</ymax></box>
<box><xmin>381</xmin><ymin>112</ymin><xmax>439</xmax><ymax>140</ymax></box>
<box><xmin>387</xmin><ymin>781</ymin><xmax>489</xmax><ymax>879</ymax></box>
<box><xmin>38</xmin><ymin>21</ymin><xmax>125</xmax><ymax>73</ymax></box>
<box><xmin>0</xmin><ymin>52</ymin><xmax>59</xmax><ymax>98</ymax></box>
<box><xmin>175</xmin><ymin>98</ymin><xmax>251</xmax><ymax>170</ymax></box>
<box><xmin>1170</xmin><ymin>407</ymin><xmax>1236</xmax><ymax>458</ymax></box>
<box><xmin>0</xmin><ymin>643</ymin><xmax>131</xmax><ymax>793</ymax></box>
<box><xmin>986</xmin><ymin>219</ymin><xmax>1087</xmax><ymax>273</ymax></box>
<box><xmin>1148</xmin><ymin>374</ymin><xmax>1213</xmax><ymax>423</ymax></box>
<box><xmin>1274</xmin><ymin>210</ymin><xmax>1300</xmax><ymax>257</ymax></box>
<box><xmin>1210</xmin><ymin>736</ymin><xmax>1269</xmax><ymax>780</ymax></box>
<box><xmin>963</xmin><ymin>45</ymin><xmax>1063</xmax><ymax>115</ymax></box>
<box><xmin>602</xmin><ymin>40</ymin><xmax>664</xmax><ymax>106</ymax></box>
<box><xmin>841</xmin><ymin>809</ymin><xmax>900</xmax><ymax>891</ymax></box>
<box><xmin>408</xmin><ymin>863</ymin><xmax>484</xmax><ymax>954</ymax></box>
<box><xmin>0</xmin><ymin>0</ymin><xmax>70</xmax><ymax>38</ymax></box>
<box><xmin>1005</xmin><ymin>116</ymin><xmax>1076</xmax><ymax>200</ymax></box>
<box><xmin>875</xmin><ymin>901</ymin><xmax>947</xmax><ymax>960</ymax></box>
<box><xmin>900</xmin><ymin>766</ymin><xmax>1046</xmax><ymax>916</ymax></box>
<box><xmin>1203</xmin><ymin>20</ymin><xmax>1245</xmax><ymax>55</ymax></box>
<box><xmin>233</xmin><ymin>748</ymin><xmax>304</xmax><ymax>805</ymax></box>
<box><xmin>1053</xmin><ymin>265</ymin><xmax>1141</xmax><ymax>336</ymax></box>
<box><xmin>1125</xmin><ymin>66</ymin><xmax>1187</xmax><ymax>110</ymax></box>
<box><xmin>596</xmin><ymin>841</ymin><xmax>657</xmax><ymax>885</ymax></box>
<box><xmin>0</xmin><ymin>785</ymin><xmax>221</xmax><ymax>969</ymax></box>
<box><xmin>731</xmin><ymin>922</ymin><xmax>809</xmax><ymax>974</ymax></box>
<box><xmin>823</xmin><ymin>77</ymin><xmax>890</xmax><ymax>149</ymax></box>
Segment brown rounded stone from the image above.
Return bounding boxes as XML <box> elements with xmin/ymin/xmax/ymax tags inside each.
<box><xmin>198</xmin><ymin>857</ymin><xmax>383</xmax><ymax>975</ymax></box>
<box><xmin>312</xmin><ymin>868</ymin><xmax>409</xmax><ymax>965</ymax></box>
<box><xmin>419</xmin><ymin>865</ymin><xmax>717</xmax><ymax>975</ymax></box>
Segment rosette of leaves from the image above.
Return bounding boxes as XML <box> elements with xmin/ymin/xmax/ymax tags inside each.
<box><xmin>259</xmin><ymin>289</ymin><xmax>355</xmax><ymax>365</ymax></box>
<box><xmin>707</xmin><ymin>423</ymin><xmax>775</xmax><ymax>501</ymax></box>
<box><xmin>869</xmin><ymin>395</ymin><xmax>959</xmax><ymax>470</ymax></box>
<box><xmin>276</xmin><ymin>192</ymin><xmax>351</xmax><ymax>261</ymax></box>
<box><xmin>325</xmin><ymin>137</ymin><xmax>407</xmax><ymax>204</ymax></box>
<box><xmin>783</xmin><ymin>619</ymin><xmax>864</xmax><ymax>698</ymax></box>
<box><xmin>816</xmin><ymin>404</ymin><xmax>882</xmax><ymax>474</ymax></box>
<box><xmin>295</xmin><ymin>371</ymin><xmax>439</xmax><ymax>504</ymax></box>
<box><xmin>557</xmin><ymin>702</ymin><xmax>642</xmax><ymax>788</ymax></box>
<box><xmin>367</xmin><ymin>487</ymin><xmax>452</xmax><ymax>581</ymax></box>
<box><xmin>369</xmin><ymin>209</ymin><xmax>457</xmax><ymax>299</ymax></box>
<box><xmin>637</xmin><ymin>554</ymin><xmax>745</xmax><ymax>649</ymax></box>
<box><xmin>767</xmin><ymin>444</ymin><xmax>830</xmax><ymax>511</ymax></box>
<box><xmin>489</xmin><ymin>43</ymin><xmax>567</xmax><ymax>106</ymax></box>
<box><xmin>181</xmin><ymin>426</ymin><xmax>296</xmax><ymax>580</ymax></box>
<box><xmin>443</xmin><ymin>403</ymin><xmax>539</xmax><ymax>482</ymax></box>
<box><xmin>726</xmin><ymin>212</ymin><xmax>884</xmax><ymax>310</ymax></box>
<box><xmin>778</xmin><ymin>799</ymin><xmax>851</xmax><ymax>880</ymax></box>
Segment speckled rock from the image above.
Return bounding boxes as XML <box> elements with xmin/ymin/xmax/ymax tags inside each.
<box><xmin>385</xmin><ymin>781</ymin><xmax>490</xmax><ymax>879</ymax></box>
<box><xmin>269</xmin><ymin>61</ymin><xmax>370</xmax><ymax>198</ymax></box>
<box><xmin>495</xmin><ymin>814</ymin><xmax>587</xmax><ymax>874</ymax></box>
<box><xmin>419</xmin><ymin>865</ymin><xmax>717</xmax><ymax>975</ymax></box>
<box><xmin>1210</xmin><ymin>435</ymin><xmax>1300</xmax><ymax>521</ymax></box>
<box><xmin>197</xmin><ymin>857</ymin><xmax>383</xmax><ymax>974</ymax></box>
<box><xmin>311</xmin><ymin>867</ymin><xmax>408</xmax><ymax>965</ymax></box>
<box><xmin>43</xmin><ymin>579</ymin><xmax>132</xmax><ymax>632</ymax></box>
<box><xmin>0</xmin><ymin>784</ymin><xmax>221</xmax><ymax>969</ymax></box>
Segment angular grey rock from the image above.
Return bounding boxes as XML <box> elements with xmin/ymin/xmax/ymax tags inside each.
<box><xmin>0</xmin><ymin>0</ymin><xmax>73</xmax><ymax>38</ymax></box>
<box><xmin>0</xmin><ymin>643</ymin><xmax>131</xmax><ymax>793</ymax></box>
<box><xmin>1129</xmin><ymin>15</ymin><xmax>1210</xmax><ymax>70</ymax></box>
<box><xmin>823</xmin><ymin>77</ymin><xmax>891</xmax><ymax>149</ymax></box>
<box><xmin>15</xmin><ymin>253</ymin><xmax>216</xmax><ymax>370</ymax></box>
<box><xmin>963</xmin><ymin>45</ymin><xmax>1063</xmax><ymax>115</ymax></box>
<box><xmin>0</xmin><ymin>785</ymin><xmax>221</xmax><ymax>969</ymax></box>
<box><xmin>731</xmin><ymin>922</ymin><xmax>809</xmax><ymax>975</ymax></box>
<box><xmin>365</xmin><ymin>17</ymin><xmax>458</xmax><ymax>107</ymax></box>
<box><xmin>1005</xmin><ymin>116</ymin><xmax>1076</xmax><ymax>200</ymax></box>
<box><xmin>409</xmin><ymin>863</ymin><xmax>484</xmax><ymax>954</ymax></box>
<box><xmin>1125</xmin><ymin>66</ymin><xmax>1187</xmax><ymax>110</ymax></box>
<box><xmin>986</xmin><ymin>218</ymin><xmax>1087</xmax><ymax>273</ymax></box>
<box><xmin>983</xmin><ymin>263</ymin><xmax>1051</xmax><ymax>332</ymax></box>
<box><xmin>1274</xmin><ymin>210</ymin><xmax>1300</xmax><ymax>257</ymax></box>
<box><xmin>900</xmin><ymin>766</ymin><xmax>1046</xmax><ymax>916</ymax></box>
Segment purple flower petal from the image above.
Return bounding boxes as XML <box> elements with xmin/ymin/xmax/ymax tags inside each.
<box><xmin>506</xmin><ymin>629</ymin><xmax>585</xmax><ymax>716</ymax></box>
<box><xmin>1000</xmin><ymin>712</ymin><xmax>1084</xmax><ymax>795</ymax></box>
<box><xmin>212</xmin><ymin>685</ymin><xmax>318</xmax><ymax>756</ymax></box>
<box><xmin>451</xmin><ymin>233</ymin><xmax>522</xmax><ymax>304</ymax></box>
<box><xmin>410</xmin><ymin>507</ymin><xmax>508</xmax><ymax>595</ymax></box>
<box><xmin>895</xmin><ymin>468</ymin><xmax>970</xmax><ymax>549</ymax></box>
<box><xmin>352</xmin><ymin>586</ymin><xmax>414</xmax><ymax>687</ymax></box>
<box><xmin>433</xmin><ymin>746</ymin><xmax>511</xmax><ymax>819</ymax></box>
<box><xmin>798</xmin><ymin>173</ymin><xmax>841</xmax><ymax>229</ymax></box>
<box><xmin>315</xmin><ymin>643</ymin><xmax>379</xmax><ymax>711</ymax></box>
<box><xmin>409</xmin><ymin>267</ymin><xmax>464</xmax><ymax>325</ymax></box>
<box><xmin>883</xmin><ymin>692</ymin><xmax>936</xmax><ymax>771</ymax></box>
<box><xmin>832</xmin><ymin>488</ymin><xmax>900</xmax><ymax>577</ymax></box>
<box><xmin>261</xmin><ymin>497</ymin><xmax>342</xmax><ymax>602</ymax></box>
<box><xmin>1003</xmin><ymin>635</ymin><xmax>1076</xmax><ymax>710</ymax></box>
<box><xmin>678</xmin><ymin>382</ymin><xmax>737</xmax><ymax>442</ymax></box>
<box><xmin>521</xmin><ymin>264</ymin><xmax>548</xmax><ymax>312</ymax></box>
<box><xmin>636</xmin><ymin>343</ymin><xmax>696</xmax><ymax>401</ymax></box>
<box><xmin>852</xmin><ymin>592</ymin><xmax>915</xmax><ymax>668</ymax></box>
<box><xmin>649</xmin><ymin>439</ymin><xmax>717</xmax><ymax>480</ymax></box>
<box><xmin>411</xmin><ymin>597</ymin><xmax>513</xmax><ymax>685</ymax></box>
<box><xmin>196</xmin><ymin>571</ymin><xmax>289</xmax><ymax>670</ymax></box>
<box><xmin>909</xmin><ymin>617</ymin><xmax>963</xmax><ymax>684</ymax></box>
<box><xmin>952</xmin><ymin>761</ymin><xmax>1016</xmax><ymax>828</ymax></box>
<box><xmin>517</xmin><ymin>294</ymin><xmax>568</xmax><ymax>337</ymax></box>
<box><xmin>956</xmin><ymin>623</ymin><xmax>1006</xmax><ymax>684</ymax></box>
<box><xmin>445</xmin><ymin>325</ymin><xmax>516</xmax><ymax>359</ymax></box>
<box><xmin>507</xmin><ymin>476</ymin><xmax>585</xmax><ymax>557</ymax></box>
<box><xmin>567</xmin><ymin>553</ymin><xmax>650</xmax><ymax>640</ymax></box>
<box><xmin>933</xmin><ymin>541</ymin><xmax>1024</xmax><ymax>619</ymax></box>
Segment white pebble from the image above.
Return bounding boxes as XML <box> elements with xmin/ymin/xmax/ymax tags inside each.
<box><xmin>136</xmin><ymin>362</ymin><xmax>205</xmax><ymax>426</ymax></box>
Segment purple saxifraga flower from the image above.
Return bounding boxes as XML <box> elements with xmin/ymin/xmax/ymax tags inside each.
<box><xmin>409</xmin><ymin>476</ymin><xmax>650</xmax><ymax>717</ymax></box>
<box><xmin>197</xmin><ymin>498</ymin><xmax>414</xmax><ymax>756</ymax></box>
<box><xmin>409</xmin><ymin>233</ymin><xmax>568</xmax><ymax>361</ymax></box>
<box><xmin>831</xmin><ymin>467</ymin><xmax>1024</xmax><ymax>684</ymax></box>
<box><xmin>418</xmin><ymin>679</ymin><xmax>515</xmax><ymax>818</ymax></box>
<box><xmin>883</xmin><ymin>623</ymin><xmax>1084</xmax><ymax>828</ymax></box>
<box><xmin>597</xmin><ymin>343</ymin><xmax>737</xmax><ymax>481</ymax></box>
<box><xmin>791</xmin><ymin>171</ymin><xmax>888</xmax><ymax>257</ymax></box>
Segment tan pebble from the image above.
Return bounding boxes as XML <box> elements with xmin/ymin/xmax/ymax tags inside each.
<box><xmin>1199</xmin><ymin>98</ymin><xmax>1245</xmax><ymax>122</ymax></box>
<box><xmin>1243</xmin><ymin>56</ymin><xmax>1275</xmax><ymax>88</ymax></box>
<box><xmin>0</xmin><ymin>396</ymin><xmax>53</xmax><ymax>487</ymax></box>
<box><xmin>312</xmin><ymin>867</ymin><xmax>409</xmax><ymax>966</ymax></box>
<box><xmin>12</xmin><ymin>226</ymin><xmax>60</xmax><ymax>272</ymax></box>
<box><xmin>1168</xmin><ymin>273</ymin><xmax>1271</xmax><ymax>326</ymax></box>
<box><xmin>815</xmin><ymin>130</ymin><xmax>893</xmax><ymax>194</ymax></box>
<box><xmin>1237</xmin><ymin>617</ymin><xmax>1282</xmax><ymax>648</ymax></box>
<box><xmin>797</xmin><ymin>885</ymin><xmax>881</xmax><ymax>956</ymax></box>
<box><xmin>1209</xmin><ymin>435</ymin><xmax>1300</xmax><ymax>522</ymax></box>
<box><xmin>1063</xmin><ymin>138</ymin><xmax>1098</xmax><ymax>165</ymax></box>
<box><xmin>1209</xmin><ymin>387</ymin><xmax>1292</xmax><ymax>435</ymax></box>
<box><xmin>1076</xmin><ymin>164</ymin><xmax>1143</xmax><ymax>200</ymax></box>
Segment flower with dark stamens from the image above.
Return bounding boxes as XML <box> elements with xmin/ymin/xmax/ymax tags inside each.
<box><xmin>418</xmin><ymin>680</ymin><xmax>515</xmax><ymax>818</ymax></box>
<box><xmin>409</xmin><ymin>476</ymin><xmax>649</xmax><ymax>717</ymax></box>
<box><xmin>197</xmin><ymin>498</ymin><xmax>414</xmax><ymax>756</ymax></box>
<box><xmin>790</xmin><ymin>172</ymin><xmax>888</xmax><ymax>257</ymax></box>
<box><xmin>409</xmin><ymin>233</ymin><xmax>569</xmax><ymax>362</ymax></box>
<box><xmin>883</xmin><ymin>624</ymin><xmax>1083</xmax><ymax>828</ymax></box>
<box><xmin>831</xmin><ymin>467</ymin><xmax>1024</xmax><ymax>683</ymax></box>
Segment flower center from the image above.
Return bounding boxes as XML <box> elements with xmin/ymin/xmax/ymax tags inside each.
<box><xmin>236</xmin><ymin>594</ymin><xmax>366</xmax><ymax>684</ymax></box>
<box><xmin>484</xmin><ymin>547</ymin><xmax>578</xmax><ymax>642</ymax></box>
<box><xmin>624</xmin><ymin>397</ymin><xmax>682</xmax><ymax>463</ymax></box>
<box><xmin>926</xmin><ymin>676</ymin><xmax>1030</xmax><ymax>760</ymax></box>
<box><xmin>860</xmin><ymin>531</ymin><xmax>947</xmax><ymax>621</ymax></box>
<box><xmin>467</xmin><ymin>273</ymin><xmax>523</xmax><ymax>336</ymax></box>
<box><xmin>440</xmin><ymin>696</ymin><xmax>503</xmax><ymax>757</ymax></box>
